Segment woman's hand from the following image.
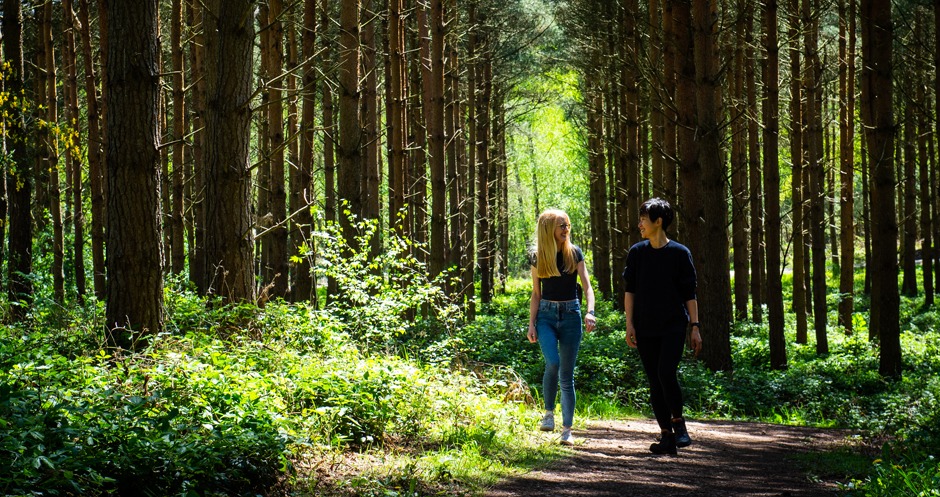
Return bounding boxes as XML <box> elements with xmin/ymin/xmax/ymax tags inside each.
<box><xmin>585</xmin><ymin>313</ymin><xmax>596</xmax><ymax>333</ymax></box>
<box><xmin>625</xmin><ymin>324</ymin><xmax>637</xmax><ymax>348</ymax></box>
<box><xmin>527</xmin><ymin>323</ymin><xmax>538</xmax><ymax>343</ymax></box>
<box><xmin>690</xmin><ymin>326</ymin><xmax>702</xmax><ymax>356</ymax></box>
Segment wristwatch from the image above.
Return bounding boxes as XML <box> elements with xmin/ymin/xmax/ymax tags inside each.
<box><xmin>587</xmin><ymin>310</ymin><xmax>595</xmax><ymax>316</ymax></box>
<box><xmin>690</xmin><ymin>321</ymin><xmax>700</xmax><ymax>328</ymax></box>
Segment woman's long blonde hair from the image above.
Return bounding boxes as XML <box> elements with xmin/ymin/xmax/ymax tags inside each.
<box><xmin>534</xmin><ymin>209</ymin><xmax>578</xmax><ymax>278</ymax></box>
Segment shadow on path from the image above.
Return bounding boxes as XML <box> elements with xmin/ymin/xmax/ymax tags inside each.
<box><xmin>487</xmin><ymin>418</ymin><xmax>850</xmax><ymax>497</ymax></box>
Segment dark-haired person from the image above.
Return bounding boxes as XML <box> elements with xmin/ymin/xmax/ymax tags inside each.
<box><xmin>527</xmin><ymin>209</ymin><xmax>596</xmax><ymax>445</ymax></box>
<box><xmin>622</xmin><ymin>198</ymin><xmax>702</xmax><ymax>455</ymax></box>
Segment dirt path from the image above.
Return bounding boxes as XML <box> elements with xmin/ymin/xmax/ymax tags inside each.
<box><xmin>487</xmin><ymin>419</ymin><xmax>851</xmax><ymax>497</ymax></box>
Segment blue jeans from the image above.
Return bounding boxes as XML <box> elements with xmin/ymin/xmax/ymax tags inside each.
<box><xmin>536</xmin><ymin>299</ymin><xmax>583</xmax><ymax>428</ymax></box>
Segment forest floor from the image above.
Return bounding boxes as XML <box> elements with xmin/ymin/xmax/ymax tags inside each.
<box><xmin>486</xmin><ymin>418</ymin><xmax>860</xmax><ymax>497</ymax></box>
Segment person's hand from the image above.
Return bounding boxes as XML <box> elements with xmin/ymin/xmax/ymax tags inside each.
<box><xmin>585</xmin><ymin>313</ymin><xmax>596</xmax><ymax>333</ymax></box>
<box><xmin>690</xmin><ymin>326</ymin><xmax>702</xmax><ymax>356</ymax></box>
<box><xmin>527</xmin><ymin>323</ymin><xmax>538</xmax><ymax>343</ymax></box>
<box><xmin>625</xmin><ymin>324</ymin><xmax>637</xmax><ymax>348</ymax></box>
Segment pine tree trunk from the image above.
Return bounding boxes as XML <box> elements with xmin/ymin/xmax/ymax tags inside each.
<box><xmin>916</xmin><ymin>13</ymin><xmax>933</xmax><ymax>306</ymax></box>
<box><xmin>902</xmin><ymin>87</ymin><xmax>917</xmax><ymax>297</ymax></box>
<box><xmin>477</xmin><ymin>39</ymin><xmax>492</xmax><ymax>304</ymax></box>
<box><xmin>693</xmin><ymin>0</ymin><xmax>733</xmax><ymax>371</ymax></box>
<box><xmin>838</xmin><ymin>0</ymin><xmax>856</xmax><ymax>330</ymax></box>
<box><xmin>322</xmin><ymin>0</ymin><xmax>338</xmax><ymax>300</ymax></box>
<box><xmin>170</xmin><ymin>0</ymin><xmax>186</xmax><ymax>276</ymax></box>
<box><xmin>763</xmin><ymin>0</ymin><xmax>786</xmax><ymax>368</ymax></box>
<box><xmin>202</xmin><ymin>0</ymin><xmax>256</xmax><ymax>304</ymax></box>
<box><xmin>789</xmin><ymin>0</ymin><xmax>808</xmax><ymax>343</ymax></box>
<box><xmin>746</xmin><ymin>3</ymin><xmax>763</xmax><ymax>324</ymax></box>
<box><xmin>860</xmin><ymin>0</ymin><xmax>901</xmax><ymax>376</ymax></box>
<box><xmin>106</xmin><ymin>0</ymin><xmax>165</xmax><ymax>345</ymax></box>
<box><xmin>675</xmin><ymin>0</ymin><xmax>699</xmax><ymax>255</ymax></box>
<box><xmin>79</xmin><ymin>0</ymin><xmax>107</xmax><ymax>300</ymax></box>
<box><xmin>465</xmin><ymin>2</ymin><xmax>478</xmax><ymax>318</ymax></box>
<box><xmin>804</xmin><ymin>0</ymin><xmax>827</xmax><ymax>353</ymax></box>
<box><xmin>45</xmin><ymin>2</ymin><xmax>65</xmax><ymax>305</ymax></box>
<box><xmin>4</xmin><ymin>0</ymin><xmax>34</xmax><ymax>318</ymax></box>
<box><xmin>295</xmin><ymin>0</ymin><xmax>317</xmax><ymax>303</ymax></box>
<box><xmin>363</xmin><ymin>0</ymin><xmax>380</xmax><ymax>258</ymax></box>
<box><xmin>731</xmin><ymin>0</ymin><xmax>749</xmax><ymax>322</ymax></box>
<box><xmin>429</xmin><ymin>0</ymin><xmax>446</xmax><ymax>281</ymax></box>
<box><xmin>187</xmin><ymin>0</ymin><xmax>206</xmax><ymax>294</ymax></box>
<box><xmin>267</xmin><ymin>0</ymin><xmax>289</xmax><ymax>298</ymax></box>
<box><xmin>663</xmin><ymin>0</ymin><xmax>678</xmax><ymax>209</ymax></box>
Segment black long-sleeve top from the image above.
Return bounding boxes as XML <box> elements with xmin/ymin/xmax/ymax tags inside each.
<box><xmin>622</xmin><ymin>239</ymin><xmax>697</xmax><ymax>337</ymax></box>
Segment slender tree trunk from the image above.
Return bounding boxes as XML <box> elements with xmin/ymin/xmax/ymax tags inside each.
<box><xmin>789</xmin><ymin>0</ymin><xmax>808</xmax><ymax>343</ymax></box>
<box><xmin>803</xmin><ymin>0</ymin><xmax>827</xmax><ymax>353</ymax></box>
<box><xmin>675</xmin><ymin>0</ymin><xmax>699</xmax><ymax>258</ymax></box>
<box><xmin>477</xmin><ymin>37</ymin><xmax>492</xmax><ymax>304</ymax></box>
<box><xmin>411</xmin><ymin>15</ymin><xmax>427</xmax><ymax>269</ymax></box>
<box><xmin>169</xmin><ymin>0</ymin><xmax>186</xmax><ymax>276</ymax></box>
<box><xmin>266</xmin><ymin>0</ymin><xmax>289</xmax><ymax>298</ymax></box>
<box><xmin>428</xmin><ymin>0</ymin><xmax>446</xmax><ymax>281</ymax></box>
<box><xmin>0</xmin><ymin>16</ymin><xmax>6</xmax><ymax>273</ymax></box>
<box><xmin>363</xmin><ymin>0</ymin><xmax>380</xmax><ymax>259</ymax></box>
<box><xmin>465</xmin><ymin>1</ymin><xmax>478</xmax><ymax>318</ymax></box>
<box><xmin>106</xmin><ymin>0</ymin><xmax>165</xmax><ymax>346</ymax></box>
<box><xmin>4</xmin><ymin>0</ymin><xmax>33</xmax><ymax>317</ymax></box>
<box><xmin>763</xmin><ymin>0</ymin><xmax>786</xmax><ymax>368</ymax></box>
<box><xmin>43</xmin><ymin>2</ymin><xmax>65</xmax><ymax>305</ymax></box>
<box><xmin>694</xmin><ymin>0</ymin><xmax>733</xmax><ymax>371</ymax></box>
<box><xmin>860</xmin><ymin>0</ymin><xmax>901</xmax><ymax>376</ymax></box>
<box><xmin>446</xmin><ymin>0</ymin><xmax>461</xmax><ymax>292</ymax></box>
<box><xmin>746</xmin><ymin>3</ymin><xmax>763</xmax><ymax>324</ymax></box>
<box><xmin>651</xmin><ymin>0</ymin><xmax>664</xmax><ymax>198</ymax></box>
<box><xmin>862</xmin><ymin>135</ymin><xmax>871</xmax><ymax>295</ymax></box>
<box><xmin>188</xmin><ymin>0</ymin><xmax>206</xmax><ymax>294</ymax></box>
<box><xmin>625</xmin><ymin>0</ymin><xmax>640</xmax><ymax>250</ymax></box>
<box><xmin>731</xmin><ymin>0</ymin><xmax>749</xmax><ymax>322</ymax></box>
<box><xmin>203</xmin><ymin>0</ymin><xmax>255</xmax><ymax>304</ymax></box>
<box><xmin>838</xmin><ymin>0</ymin><xmax>856</xmax><ymax>330</ymax></box>
<box><xmin>79</xmin><ymin>0</ymin><xmax>107</xmax><ymax>300</ymax></box>
<box><xmin>917</xmin><ymin>13</ymin><xmax>933</xmax><ymax>307</ymax></box>
<box><xmin>587</xmin><ymin>71</ymin><xmax>611</xmax><ymax>300</ymax></box>
<box><xmin>322</xmin><ymin>0</ymin><xmax>338</xmax><ymax>299</ymax></box>
<box><xmin>295</xmin><ymin>0</ymin><xmax>317</xmax><ymax>303</ymax></box>
<box><xmin>902</xmin><ymin>85</ymin><xmax>918</xmax><ymax>297</ymax></box>
<box><xmin>663</xmin><ymin>0</ymin><xmax>678</xmax><ymax>210</ymax></box>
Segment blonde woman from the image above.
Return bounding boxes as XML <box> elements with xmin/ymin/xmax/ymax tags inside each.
<box><xmin>527</xmin><ymin>209</ymin><xmax>596</xmax><ymax>445</ymax></box>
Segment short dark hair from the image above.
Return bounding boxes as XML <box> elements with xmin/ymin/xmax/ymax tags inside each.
<box><xmin>639</xmin><ymin>197</ymin><xmax>674</xmax><ymax>230</ymax></box>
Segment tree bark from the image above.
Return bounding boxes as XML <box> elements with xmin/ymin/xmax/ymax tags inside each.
<box><xmin>428</xmin><ymin>0</ymin><xmax>446</xmax><ymax>281</ymax></box>
<box><xmin>106</xmin><ymin>0</ymin><xmax>165</xmax><ymax>346</ymax></box>
<box><xmin>187</xmin><ymin>0</ymin><xmax>207</xmax><ymax>295</ymax></box>
<box><xmin>803</xmin><ymin>0</ymin><xmax>827</xmax><ymax>354</ymax></box>
<box><xmin>363</xmin><ymin>0</ymin><xmax>380</xmax><ymax>259</ymax></box>
<box><xmin>202</xmin><ymin>0</ymin><xmax>255</xmax><ymax>304</ymax></box>
<box><xmin>322</xmin><ymin>0</ymin><xmax>338</xmax><ymax>300</ymax></box>
<box><xmin>917</xmin><ymin>12</ymin><xmax>933</xmax><ymax>307</ymax></box>
<box><xmin>267</xmin><ymin>0</ymin><xmax>289</xmax><ymax>299</ymax></box>
<box><xmin>860</xmin><ymin>0</ymin><xmax>901</xmax><ymax>376</ymax></box>
<box><xmin>675</xmin><ymin>0</ymin><xmax>699</xmax><ymax>255</ymax></box>
<box><xmin>838</xmin><ymin>0</ymin><xmax>856</xmax><ymax>330</ymax></box>
<box><xmin>731</xmin><ymin>0</ymin><xmax>749</xmax><ymax>322</ymax></box>
<box><xmin>4</xmin><ymin>0</ymin><xmax>33</xmax><ymax>318</ymax></box>
<box><xmin>693</xmin><ymin>0</ymin><xmax>733</xmax><ymax>371</ymax></box>
<box><xmin>763</xmin><ymin>0</ymin><xmax>786</xmax><ymax>368</ymax></box>
<box><xmin>79</xmin><ymin>0</ymin><xmax>107</xmax><ymax>300</ymax></box>
<box><xmin>788</xmin><ymin>0</ymin><xmax>808</xmax><ymax>343</ymax></box>
<box><xmin>295</xmin><ymin>0</ymin><xmax>317</xmax><ymax>303</ymax></box>
<box><xmin>477</xmin><ymin>38</ymin><xmax>492</xmax><ymax>304</ymax></box>
<box><xmin>746</xmin><ymin>2</ymin><xmax>763</xmax><ymax>324</ymax></box>
<box><xmin>170</xmin><ymin>0</ymin><xmax>186</xmax><ymax>276</ymax></box>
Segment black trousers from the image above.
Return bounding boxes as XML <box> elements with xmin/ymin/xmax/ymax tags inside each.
<box><xmin>636</xmin><ymin>332</ymin><xmax>685</xmax><ymax>431</ymax></box>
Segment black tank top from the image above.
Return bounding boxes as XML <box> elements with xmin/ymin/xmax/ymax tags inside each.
<box><xmin>530</xmin><ymin>245</ymin><xmax>584</xmax><ymax>301</ymax></box>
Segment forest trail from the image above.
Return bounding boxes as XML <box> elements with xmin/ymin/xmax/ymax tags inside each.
<box><xmin>487</xmin><ymin>418</ymin><xmax>853</xmax><ymax>496</ymax></box>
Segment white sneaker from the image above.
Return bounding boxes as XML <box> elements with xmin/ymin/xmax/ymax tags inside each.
<box><xmin>559</xmin><ymin>427</ymin><xmax>574</xmax><ymax>446</ymax></box>
<box><xmin>539</xmin><ymin>412</ymin><xmax>555</xmax><ymax>431</ymax></box>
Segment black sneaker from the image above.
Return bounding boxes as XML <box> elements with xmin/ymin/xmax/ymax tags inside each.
<box><xmin>673</xmin><ymin>418</ymin><xmax>692</xmax><ymax>448</ymax></box>
<box><xmin>650</xmin><ymin>432</ymin><xmax>677</xmax><ymax>455</ymax></box>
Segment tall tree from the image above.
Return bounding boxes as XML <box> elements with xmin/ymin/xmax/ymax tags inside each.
<box><xmin>78</xmin><ymin>0</ymin><xmax>107</xmax><ymax>299</ymax></box>
<box><xmin>4</xmin><ymin>0</ymin><xmax>33</xmax><ymax>319</ymax></box>
<box><xmin>901</xmin><ymin>83</ymin><xmax>917</xmax><ymax>297</ymax></box>
<box><xmin>45</xmin><ymin>1</ymin><xmax>65</xmax><ymax>304</ymax></box>
<box><xmin>916</xmin><ymin>12</ymin><xmax>933</xmax><ymax>307</ymax></box>
<box><xmin>106</xmin><ymin>0</ymin><xmax>165</xmax><ymax>346</ymax></box>
<box><xmin>804</xmin><ymin>0</ymin><xmax>827</xmax><ymax>354</ymax></box>
<box><xmin>171</xmin><ymin>0</ymin><xmax>186</xmax><ymax>275</ymax></box>
<box><xmin>763</xmin><ymin>0</ymin><xmax>786</xmax><ymax>368</ymax></box>
<box><xmin>187</xmin><ymin>0</ymin><xmax>207</xmax><ymax>295</ymax></box>
<box><xmin>202</xmin><ymin>0</ymin><xmax>256</xmax><ymax>304</ymax></box>
<box><xmin>338</xmin><ymin>0</ymin><xmax>362</xmax><ymax>253</ymax></box>
<box><xmin>694</xmin><ymin>0</ymin><xmax>733</xmax><ymax>371</ymax></box>
<box><xmin>731</xmin><ymin>0</ymin><xmax>749</xmax><ymax>321</ymax></box>
<box><xmin>63</xmin><ymin>0</ymin><xmax>85</xmax><ymax>303</ymax></box>
<box><xmin>362</xmin><ymin>0</ymin><xmax>380</xmax><ymax>259</ymax></box>
<box><xmin>746</xmin><ymin>1</ymin><xmax>763</xmax><ymax>324</ymax></box>
<box><xmin>295</xmin><ymin>0</ymin><xmax>317</xmax><ymax>303</ymax></box>
<box><xmin>860</xmin><ymin>0</ymin><xmax>901</xmax><ymax>376</ymax></box>
<box><xmin>838</xmin><ymin>0</ymin><xmax>856</xmax><ymax>330</ymax></box>
<box><xmin>788</xmin><ymin>0</ymin><xmax>808</xmax><ymax>343</ymax></box>
<box><xmin>429</xmin><ymin>0</ymin><xmax>447</xmax><ymax>281</ymax></box>
<box><xmin>268</xmin><ymin>0</ymin><xmax>289</xmax><ymax>298</ymax></box>
<box><xmin>477</xmin><ymin>35</ymin><xmax>493</xmax><ymax>304</ymax></box>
